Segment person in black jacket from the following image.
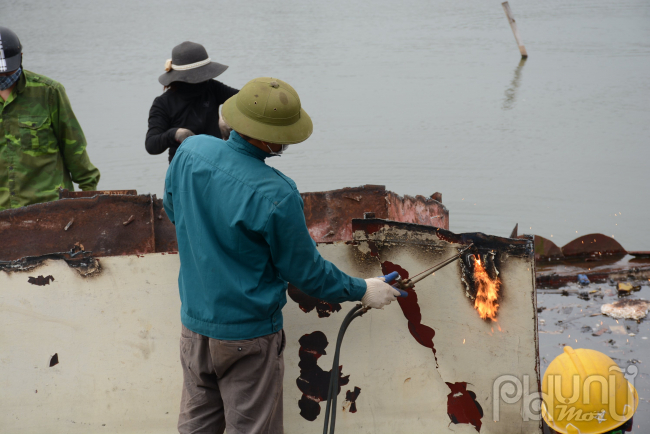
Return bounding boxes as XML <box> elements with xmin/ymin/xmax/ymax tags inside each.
<box><xmin>146</xmin><ymin>41</ymin><xmax>238</xmax><ymax>163</ymax></box>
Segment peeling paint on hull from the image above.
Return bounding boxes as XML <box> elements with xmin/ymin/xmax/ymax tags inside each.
<box><xmin>0</xmin><ymin>196</ymin><xmax>539</xmax><ymax>433</ymax></box>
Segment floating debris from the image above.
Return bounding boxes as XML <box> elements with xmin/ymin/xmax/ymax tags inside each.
<box><xmin>609</xmin><ymin>325</ymin><xmax>627</xmax><ymax>335</ymax></box>
<box><xmin>617</xmin><ymin>282</ymin><xmax>641</xmax><ymax>295</ymax></box>
<box><xmin>601</xmin><ymin>299</ymin><xmax>650</xmax><ymax>320</ymax></box>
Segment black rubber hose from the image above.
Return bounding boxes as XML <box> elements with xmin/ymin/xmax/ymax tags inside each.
<box><xmin>322</xmin><ymin>304</ymin><xmax>367</xmax><ymax>434</ymax></box>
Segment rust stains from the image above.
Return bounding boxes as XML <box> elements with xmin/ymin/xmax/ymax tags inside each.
<box><xmin>445</xmin><ymin>382</ymin><xmax>483</xmax><ymax>432</ymax></box>
<box><xmin>1</xmin><ymin>247</ymin><xmax>100</xmax><ymax>276</ymax></box>
<box><xmin>352</xmin><ymin>219</ymin><xmax>532</xmax><ymax>260</ymax></box>
<box><xmin>28</xmin><ymin>275</ymin><xmax>55</xmax><ymax>286</ymax></box>
<box><xmin>381</xmin><ymin>260</ymin><xmax>438</xmax><ymax>367</ymax></box>
<box><xmin>343</xmin><ymin>386</ymin><xmax>361</xmax><ymax>413</ymax></box>
<box><xmin>152</xmin><ymin>197</ymin><xmax>178</xmax><ymax>254</ymax></box>
<box><xmin>296</xmin><ymin>331</ymin><xmax>349</xmax><ymax>421</ymax></box>
<box><xmin>59</xmin><ymin>189</ymin><xmax>137</xmax><ymax>198</ymax></box>
<box><xmin>301</xmin><ymin>185</ymin><xmax>448</xmax><ymax>243</ymax></box>
<box><xmin>287</xmin><ymin>284</ymin><xmax>341</xmax><ymax>318</ymax></box>
<box><xmin>0</xmin><ymin>194</ymin><xmax>180</xmax><ymax>265</ymax></box>
<box><xmin>0</xmin><ymin>194</ymin><xmax>156</xmax><ymax>261</ymax></box>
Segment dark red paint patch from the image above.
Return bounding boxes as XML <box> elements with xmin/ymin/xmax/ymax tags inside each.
<box><xmin>344</xmin><ymin>386</ymin><xmax>361</xmax><ymax>413</ymax></box>
<box><xmin>28</xmin><ymin>275</ymin><xmax>55</xmax><ymax>286</ymax></box>
<box><xmin>445</xmin><ymin>382</ymin><xmax>483</xmax><ymax>432</ymax></box>
<box><xmin>296</xmin><ymin>331</ymin><xmax>350</xmax><ymax>421</ymax></box>
<box><xmin>365</xmin><ymin>240</ymin><xmax>380</xmax><ymax>257</ymax></box>
<box><xmin>288</xmin><ymin>284</ymin><xmax>342</xmax><ymax>318</ymax></box>
<box><xmin>381</xmin><ymin>261</ymin><xmax>438</xmax><ymax>366</ymax></box>
<box><xmin>359</xmin><ymin>222</ymin><xmax>384</xmax><ymax>236</ymax></box>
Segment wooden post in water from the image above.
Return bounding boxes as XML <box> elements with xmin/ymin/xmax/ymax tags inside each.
<box><xmin>502</xmin><ymin>2</ymin><xmax>528</xmax><ymax>58</ymax></box>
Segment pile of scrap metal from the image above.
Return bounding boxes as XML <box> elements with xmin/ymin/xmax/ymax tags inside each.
<box><xmin>512</xmin><ymin>225</ymin><xmax>650</xmax><ymax>288</ymax></box>
<box><xmin>0</xmin><ymin>185</ymin><xmax>541</xmax><ymax>433</ymax></box>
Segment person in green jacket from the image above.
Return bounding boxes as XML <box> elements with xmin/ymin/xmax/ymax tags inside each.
<box><xmin>0</xmin><ymin>26</ymin><xmax>100</xmax><ymax>211</ymax></box>
<box><xmin>164</xmin><ymin>77</ymin><xmax>399</xmax><ymax>433</ymax></box>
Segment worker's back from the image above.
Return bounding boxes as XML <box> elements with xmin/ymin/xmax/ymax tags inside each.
<box><xmin>163</xmin><ymin>131</ymin><xmax>298</xmax><ymax>340</ymax></box>
<box><xmin>164</xmin><ymin>131</ymin><xmax>365</xmax><ymax>341</ymax></box>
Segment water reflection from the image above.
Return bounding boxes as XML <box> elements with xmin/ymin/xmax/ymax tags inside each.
<box><xmin>502</xmin><ymin>58</ymin><xmax>527</xmax><ymax>110</ymax></box>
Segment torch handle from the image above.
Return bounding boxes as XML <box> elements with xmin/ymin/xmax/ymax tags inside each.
<box><xmin>376</xmin><ymin>243</ymin><xmax>473</xmax><ymax>298</ymax></box>
<box><xmin>379</xmin><ymin>271</ymin><xmax>408</xmax><ymax>297</ymax></box>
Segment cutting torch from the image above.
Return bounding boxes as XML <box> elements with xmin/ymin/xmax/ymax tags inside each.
<box><xmin>322</xmin><ymin>242</ymin><xmax>475</xmax><ymax>434</ymax></box>
<box><xmin>380</xmin><ymin>242</ymin><xmax>474</xmax><ymax>297</ymax></box>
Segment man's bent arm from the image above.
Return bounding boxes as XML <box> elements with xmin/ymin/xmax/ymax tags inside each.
<box><xmin>51</xmin><ymin>85</ymin><xmax>100</xmax><ymax>191</ymax></box>
<box><xmin>263</xmin><ymin>191</ymin><xmax>366</xmax><ymax>303</ymax></box>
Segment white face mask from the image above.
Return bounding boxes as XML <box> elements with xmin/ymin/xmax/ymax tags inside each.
<box><xmin>266</xmin><ymin>144</ymin><xmax>289</xmax><ymax>157</ymax></box>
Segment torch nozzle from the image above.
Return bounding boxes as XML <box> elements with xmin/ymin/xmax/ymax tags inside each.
<box><xmin>394</xmin><ymin>243</ymin><xmax>474</xmax><ymax>292</ymax></box>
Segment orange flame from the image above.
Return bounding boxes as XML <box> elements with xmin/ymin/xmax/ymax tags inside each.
<box><xmin>473</xmin><ymin>256</ymin><xmax>500</xmax><ymax>321</ymax></box>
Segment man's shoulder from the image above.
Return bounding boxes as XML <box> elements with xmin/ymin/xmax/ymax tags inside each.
<box><xmin>23</xmin><ymin>70</ymin><xmax>63</xmax><ymax>90</ymax></box>
<box><xmin>175</xmin><ymin>136</ymin><xmax>298</xmax><ymax>202</ymax></box>
<box><xmin>178</xmin><ymin>134</ymin><xmax>224</xmax><ymax>155</ymax></box>
<box><xmin>269</xmin><ymin>167</ymin><xmax>298</xmax><ymax>195</ymax></box>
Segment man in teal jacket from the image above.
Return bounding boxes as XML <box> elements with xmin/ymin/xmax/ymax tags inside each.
<box><xmin>164</xmin><ymin>77</ymin><xmax>398</xmax><ymax>434</ymax></box>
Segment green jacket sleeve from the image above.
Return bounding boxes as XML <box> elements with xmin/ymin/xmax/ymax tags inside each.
<box><xmin>263</xmin><ymin>190</ymin><xmax>367</xmax><ymax>303</ymax></box>
<box><xmin>51</xmin><ymin>85</ymin><xmax>101</xmax><ymax>191</ymax></box>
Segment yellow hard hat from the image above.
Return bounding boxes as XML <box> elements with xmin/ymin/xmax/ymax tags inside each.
<box><xmin>541</xmin><ymin>346</ymin><xmax>638</xmax><ymax>434</ymax></box>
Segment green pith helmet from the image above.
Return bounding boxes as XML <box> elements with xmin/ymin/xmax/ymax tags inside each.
<box><xmin>222</xmin><ymin>77</ymin><xmax>313</xmax><ymax>145</ymax></box>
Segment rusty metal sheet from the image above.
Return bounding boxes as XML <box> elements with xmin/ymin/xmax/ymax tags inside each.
<box><xmin>58</xmin><ymin>189</ymin><xmax>138</xmax><ymax>199</ymax></box>
<box><xmin>0</xmin><ymin>185</ymin><xmax>449</xmax><ymax>261</ymax></box>
<box><xmin>302</xmin><ymin>185</ymin><xmax>448</xmax><ymax>243</ymax></box>
<box><xmin>385</xmin><ymin>192</ymin><xmax>448</xmax><ymax>229</ymax></box>
<box><xmin>301</xmin><ymin>184</ymin><xmax>390</xmax><ymax>242</ymax></box>
<box><xmin>152</xmin><ymin>196</ymin><xmax>178</xmax><ymax>253</ymax></box>
<box><xmin>352</xmin><ymin>217</ymin><xmax>532</xmax><ymax>257</ymax></box>
<box><xmin>561</xmin><ymin>233</ymin><xmax>627</xmax><ymax>259</ymax></box>
<box><xmin>528</xmin><ymin>235</ymin><xmax>564</xmax><ymax>261</ymax></box>
<box><xmin>0</xmin><ymin>195</ymin><xmax>155</xmax><ymax>261</ymax></box>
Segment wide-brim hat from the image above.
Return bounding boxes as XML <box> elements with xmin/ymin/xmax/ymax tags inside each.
<box><xmin>221</xmin><ymin>77</ymin><xmax>313</xmax><ymax>145</ymax></box>
<box><xmin>158</xmin><ymin>41</ymin><xmax>228</xmax><ymax>86</ymax></box>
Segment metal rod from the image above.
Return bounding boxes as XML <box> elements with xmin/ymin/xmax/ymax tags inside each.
<box><xmin>407</xmin><ymin>243</ymin><xmax>474</xmax><ymax>286</ymax></box>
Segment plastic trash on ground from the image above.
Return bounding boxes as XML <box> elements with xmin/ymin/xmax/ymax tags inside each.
<box><xmin>601</xmin><ymin>299</ymin><xmax>650</xmax><ymax>320</ymax></box>
<box><xmin>577</xmin><ymin>274</ymin><xmax>590</xmax><ymax>286</ymax></box>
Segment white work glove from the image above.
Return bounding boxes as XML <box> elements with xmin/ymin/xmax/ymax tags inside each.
<box><xmin>175</xmin><ymin>128</ymin><xmax>195</xmax><ymax>143</ymax></box>
<box><xmin>362</xmin><ymin>278</ymin><xmax>401</xmax><ymax>309</ymax></box>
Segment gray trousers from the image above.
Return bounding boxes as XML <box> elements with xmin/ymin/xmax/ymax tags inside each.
<box><xmin>178</xmin><ymin>325</ymin><xmax>285</xmax><ymax>434</ymax></box>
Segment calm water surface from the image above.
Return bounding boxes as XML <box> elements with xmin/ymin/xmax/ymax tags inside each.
<box><xmin>4</xmin><ymin>0</ymin><xmax>650</xmax><ymax>250</ymax></box>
